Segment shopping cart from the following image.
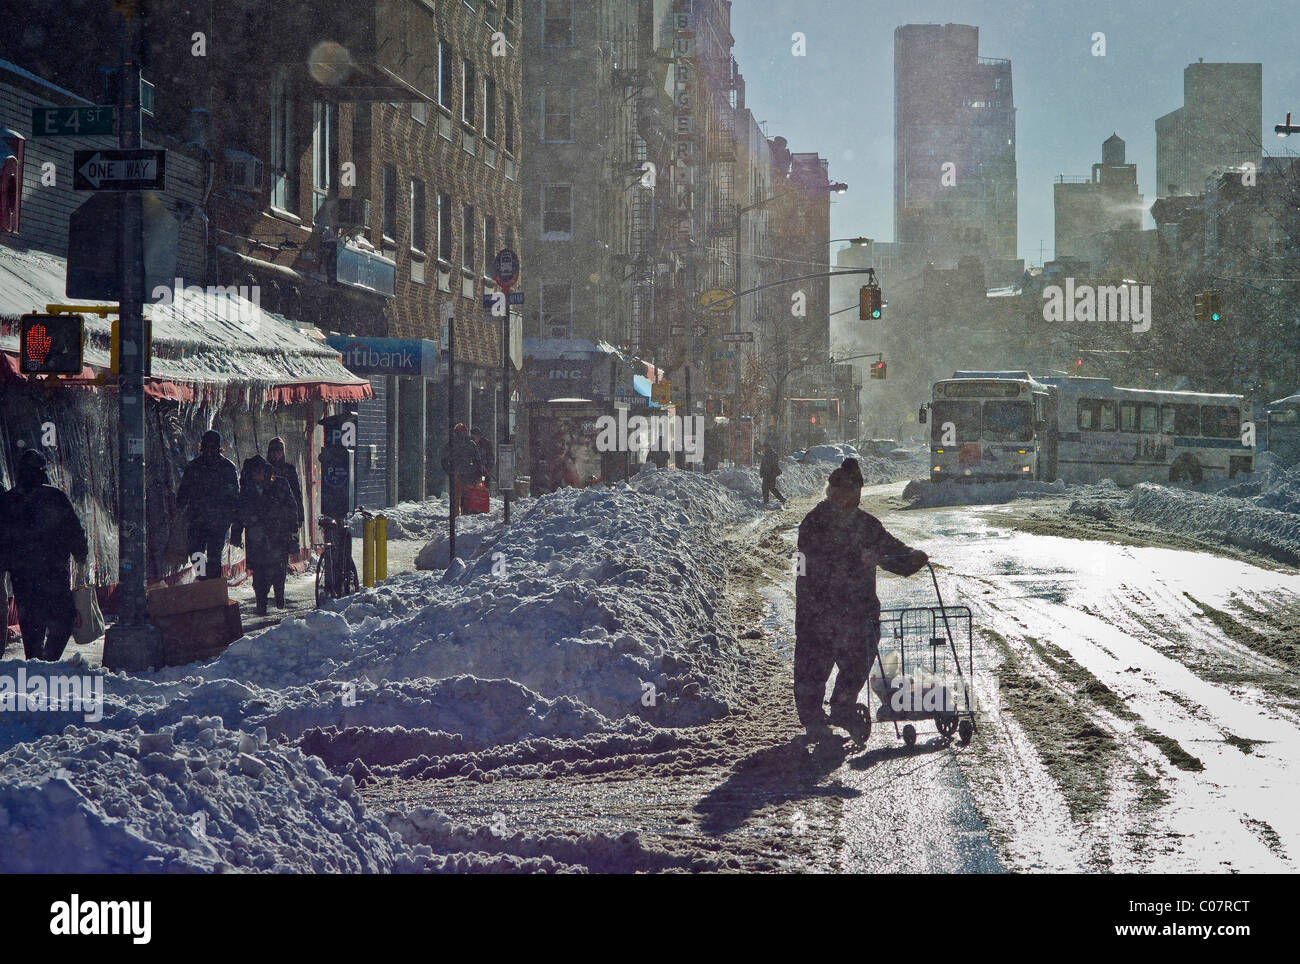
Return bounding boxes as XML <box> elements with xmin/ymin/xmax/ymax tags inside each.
<box><xmin>868</xmin><ymin>562</ymin><xmax>977</xmax><ymax>748</ymax></box>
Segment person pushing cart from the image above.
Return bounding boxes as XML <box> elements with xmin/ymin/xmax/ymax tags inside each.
<box><xmin>795</xmin><ymin>457</ymin><xmax>928</xmax><ymax>743</ymax></box>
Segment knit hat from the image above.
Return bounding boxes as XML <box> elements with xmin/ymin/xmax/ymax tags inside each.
<box><xmin>828</xmin><ymin>457</ymin><xmax>864</xmax><ymax>489</ymax></box>
<box><xmin>201</xmin><ymin>429</ymin><xmax>222</xmax><ymax>452</ymax></box>
<box><xmin>454</xmin><ymin>423</ymin><xmax>469</xmax><ymax>433</ymax></box>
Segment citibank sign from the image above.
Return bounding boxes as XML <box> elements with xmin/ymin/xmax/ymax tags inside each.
<box><xmin>326</xmin><ymin>336</ymin><xmax>437</xmax><ymax>377</ymax></box>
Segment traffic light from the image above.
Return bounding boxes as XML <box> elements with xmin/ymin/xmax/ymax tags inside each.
<box><xmin>870</xmin><ymin>360</ymin><xmax>886</xmax><ymax>380</ymax></box>
<box><xmin>19</xmin><ymin>313</ymin><xmax>83</xmax><ymax>375</ymax></box>
<box><xmin>858</xmin><ymin>285</ymin><xmax>883</xmax><ymax>320</ymax></box>
<box><xmin>1207</xmin><ymin>290</ymin><xmax>1222</xmax><ymax>322</ymax></box>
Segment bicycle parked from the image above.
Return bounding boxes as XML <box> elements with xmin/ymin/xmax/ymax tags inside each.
<box><xmin>314</xmin><ymin>507</ymin><xmax>370</xmax><ymax>607</ymax></box>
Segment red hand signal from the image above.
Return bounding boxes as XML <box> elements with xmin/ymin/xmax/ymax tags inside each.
<box><xmin>26</xmin><ymin>323</ymin><xmax>52</xmax><ymax>363</ymax></box>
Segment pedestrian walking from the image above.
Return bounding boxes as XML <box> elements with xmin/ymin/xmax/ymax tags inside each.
<box><xmin>0</xmin><ymin>449</ymin><xmax>88</xmax><ymax>661</ymax></box>
<box><xmin>176</xmin><ymin>430</ymin><xmax>239</xmax><ymax>581</ymax></box>
<box><xmin>794</xmin><ymin>457</ymin><xmax>928</xmax><ymax>741</ymax></box>
<box><xmin>441</xmin><ymin>423</ymin><xmax>482</xmax><ymax>519</ymax></box>
<box><xmin>470</xmin><ymin>426</ymin><xmax>494</xmax><ymax>484</ymax></box>
<box><xmin>760</xmin><ymin>441</ymin><xmax>786</xmax><ymax>506</ymax></box>
<box><xmin>230</xmin><ymin>455</ymin><xmax>299</xmax><ymax>616</ymax></box>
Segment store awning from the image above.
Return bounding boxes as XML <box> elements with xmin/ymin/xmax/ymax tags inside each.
<box><xmin>0</xmin><ymin>246</ymin><xmax>371</xmax><ymax>405</ymax></box>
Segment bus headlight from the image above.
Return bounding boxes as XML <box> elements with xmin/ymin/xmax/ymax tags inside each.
<box><xmin>932</xmin><ymin>466</ymin><xmax>941</xmax><ymax>472</ymax></box>
<box><xmin>1021</xmin><ymin>465</ymin><xmax>1031</xmax><ymax>472</ymax></box>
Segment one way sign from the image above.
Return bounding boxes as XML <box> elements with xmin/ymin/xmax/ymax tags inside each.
<box><xmin>73</xmin><ymin>149</ymin><xmax>166</xmax><ymax>191</ymax></box>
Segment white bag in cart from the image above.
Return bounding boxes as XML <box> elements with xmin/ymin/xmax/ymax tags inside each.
<box><xmin>872</xmin><ymin>650</ymin><xmax>957</xmax><ymax>714</ymax></box>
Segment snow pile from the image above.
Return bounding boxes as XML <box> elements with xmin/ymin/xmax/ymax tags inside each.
<box><xmin>903</xmin><ymin>477</ymin><xmax>1068</xmax><ymax>507</ymax></box>
<box><xmin>1108</xmin><ymin>484</ymin><xmax>1300</xmax><ymax>566</ymax></box>
<box><xmin>0</xmin><ymin>719</ymin><xmax>434</xmax><ymax>873</ymax></box>
<box><xmin>1219</xmin><ymin>457</ymin><xmax>1300</xmax><ymax>514</ymax></box>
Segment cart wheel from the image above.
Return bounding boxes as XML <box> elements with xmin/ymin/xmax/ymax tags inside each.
<box><xmin>958</xmin><ymin>719</ymin><xmax>973</xmax><ymax>745</ymax></box>
<box><xmin>903</xmin><ymin>724</ymin><xmax>916</xmax><ymax>747</ymax></box>
<box><xmin>936</xmin><ymin>713</ymin><xmax>958</xmax><ymax>738</ymax></box>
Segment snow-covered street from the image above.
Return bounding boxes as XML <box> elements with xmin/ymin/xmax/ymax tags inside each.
<box><xmin>2</xmin><ymin>449</ymin><xmax>1298</xmax><ymax>873</ymax></box>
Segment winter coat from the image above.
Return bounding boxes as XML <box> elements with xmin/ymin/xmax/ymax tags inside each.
<box><xmin>441</xmin><ymin>434</ymin><xmax>482</xmax><ymax>480</ymax></box>
<box><xmin>795</xmin><ymin>500</ymin><xmax>921</xmax><ymax>638</ymax></box>
<box><xmin>0</xmin><ymin>481</ymin><xmax>88</xmax><ymax>605</ymax></box>
<box><xmin>760</xmin><ymin>448</ymin><xmax>781</xmax><ymax>480</ymax></box>
<box><xmin>177</xmin><ymin>452</ymin><xmax>239</xmax><ymax>534</ymax></box>
<box><xmin>231</xmin><ymin>476</ymin><xmax>299</xmax><ymax>567</ymax></box>
<box><xmin>474</xmin><ymin>436</ymin><xmax>494</xmax><ymax>479</ymax></box>
<box><xmin>269</xmin><ymin>459</ymin><xmax>304</xmax><ymax>533</ymax></box>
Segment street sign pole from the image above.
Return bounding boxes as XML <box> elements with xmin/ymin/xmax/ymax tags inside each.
<box><xmin>103</xmin><ymin>0</ymin><xmax>163</xmax><ymax>671</ymax></box>
<box><xmin>448</xmin><ymin>305</ymin><xmax>456</xmax><ymax>564</ymax></box>
<box><xmin>492</xmin><ymin>249</ymin><xmax>519</xmax><ymax>525</ymax></box>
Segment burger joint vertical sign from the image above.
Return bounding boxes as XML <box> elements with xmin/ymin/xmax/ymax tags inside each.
<box><xmin>19</xmin><ymin>313</ymin><xmax>84</xmax><ymax>375</ymax></box>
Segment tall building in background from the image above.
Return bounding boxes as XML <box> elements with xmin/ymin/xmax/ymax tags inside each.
<box><xmin>1054</xmin><ymin>133</ymin><xmax>1143</xmax><ymax>259</ymax></box>
<box><xmin>1155</xmin><ymin>60</ymin><xmax>1262</xmax><ymax>199</ymax></box>
<box><xmin>893</xmin><ymin>23</ymin><xmax>1019</xmax><ymax>285</ymax></box>
<box><xmin>521</xmin><ymin>0</ymin><xmax>673</xmax><ymax>353</ymax></box>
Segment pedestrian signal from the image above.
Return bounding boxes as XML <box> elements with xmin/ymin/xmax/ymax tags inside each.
<box><xmin>20</xmin><ymin>313</ymin><xmax>83</xmax><ymax>375</ymax></box>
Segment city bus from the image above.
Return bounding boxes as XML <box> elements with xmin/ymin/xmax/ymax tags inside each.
<box><xmin>924</xmin><ymin>373</ymin><xmax>1255</xmax><ymax>485</ymax></box>
<box><xmin>925</xmin><ymin>372</ymin><xmax>1058</xmax><ymax>483</ymax></box>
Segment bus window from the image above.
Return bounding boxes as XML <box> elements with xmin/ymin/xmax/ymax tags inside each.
<box><xmin>1139</xmin><ymin>404</ymin><xmax>1159</xmax><ymax>434</ymax></box>
<box><xmin>1174</xmin><ymin>404</ymin><xmax>1199</xmax><ymax>435</ymax></box>
<box><xmin>1119</xmin><ymin>402</ymin><xmax>1138</xmax><ymax>432</ymax></box>
<box><xmin>1161</xmin><ymin>404</ymin><xmax>1177</xmax><ymax>434</ymax></box>
<box><xmin>1098</xmin><ymin>401</ymin><xmax>1117</xmax><ymax>432</ymax></box>
<box><xmin>1202</xmin><ymin>405</ymin><xmax>1240</xmax><ymax>439</ymax></box>
<box><xmin>1078</xmin><ymin>400</ymin><xmax>1097</xmax><ymax>430</ymax></box>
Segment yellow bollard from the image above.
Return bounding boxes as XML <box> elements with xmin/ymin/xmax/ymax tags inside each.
<box><xmin>362</xmin><ymin>516</ymin><xmax>375</xmax><ymax>587</ymax></box>
<box><xmin>376</xmin><ymin>515</ymin><xmax>388</xmax><ymax>582</ymax></box>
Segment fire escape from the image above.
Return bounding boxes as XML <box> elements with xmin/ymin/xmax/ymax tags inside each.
<box><xmin>613</xmin><ymin>29</ymin><xmax>654</xmax><ymax>356</ymax></box>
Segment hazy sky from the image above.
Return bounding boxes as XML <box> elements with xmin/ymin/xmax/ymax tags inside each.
<box><xmin>730</xmin><ymin>0</ymin><xmax>1300</xmax><ymax>267</ymax></box>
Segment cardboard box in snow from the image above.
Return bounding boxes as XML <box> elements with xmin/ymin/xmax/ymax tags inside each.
<box><xmin>147</xmin><ymin>578</ymin><xmax>229</xmax><ymax>616</ymax></box>
<box><xmin>146</xmin><ymin>580</ymin><xmax>241</xmax><ymax>666</ymax></box>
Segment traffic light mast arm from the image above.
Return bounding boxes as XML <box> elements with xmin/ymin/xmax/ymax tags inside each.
<box><xmin>698</xmin><ymin>267</ymin><xmax>881</xmax><ymax>311</ymax></box>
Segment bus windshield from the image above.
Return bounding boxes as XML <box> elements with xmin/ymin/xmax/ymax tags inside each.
<box><xmin>932</xmin><ymin>399</ymin><xmax>1033</xmax><ymax>443</ymax></box>
<box><xmin>984</xmin><ymin>401</ymin><xmax>1034</xmax><ymax>442</ymax></box>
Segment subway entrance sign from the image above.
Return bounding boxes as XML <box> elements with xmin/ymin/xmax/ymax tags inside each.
<box><xmin>19</xmin><ymin>313</ymin><xmax>84</xmax><ymax>375</ymax></box>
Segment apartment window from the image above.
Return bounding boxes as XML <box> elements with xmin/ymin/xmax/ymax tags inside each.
<box><xmin>541</xmin><ymin>184</ymin><xmax>573</xmax><ymax>239</ymax></box>
<box><xmin>311</xmin><ymin>101</ymin><xmax>336</xmax><ymax>218</ymax></box>
<box><xmin>412</xmin><ymin>101</ymin><xmax>427</xmax><ymax>124</ymax></box>
<box><xmin>438</xmin><ymin>41</ymin><xmax>454</xmax><ymax>111</ymax></box>
<box><xmin>483</xmin><ymin>75</ymin><xmax>497</xmax><ymax>143</ymax></box>
<box><xmin>410</xmin><ymin>178</ymin><xmax>427</xmax><ymax>252</ymax></box>
<box><xmin>543</xmin><ymin>0</ymin><xmax>574</xmax><ymax>47</ymax></box>
<box><xmin>541</xmin><ymin>88</ymin><xmax>574</xmax><ymax>142</ymax></box>
<box><xmin>505</xmin><ymin>223</ymin><xmax>516</xmax><ymax>251</ymax></box>
<box><xmin>269</xmin><ymin>70</ymin><xmax>296</xmax><ymax>210</ymax></box>
<box><xmin>482</xmin><ymin>214</ymin><xmax>496</xmax><ymax>277</ymax></box>
<box><xmin>502</xmin><ymin>0</ymin><xmax>515</xmax><ymax>42</ymax></box>
<box><xmin>503</xmin><ymin>92</ymin><xmax>516</xmax><ymax>154</ymax></box>
<box><xmin>462</xmin><ymin>59</ymin><xmax>476</xmax><ymax>127</ymax></box>
<box><xmin>484</xmin><ymin>1</ymin><xmax>498</xmax><ymax>28</ymax></box>
<box><xmin>381</xmin><ymin>163</ymin><xmax>398</xmax><ymax>244</ymax></box>
<box><xmin>462</xmin><ymin>205</ymin><xmax>476</xmax><ymax>274</ymax></box>
<box><xmin>541</xmin><ymin>281</ymin><xmax>573</xmax><ymax>337</ymax></box>
<box><xmin>437</xmin><ymin>192</ymin><xmax>453</xmax><ymax>264</ymax></box>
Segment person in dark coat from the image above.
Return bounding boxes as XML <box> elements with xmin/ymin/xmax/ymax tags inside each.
<box><xmin>794</xmin><ymin>457</ymin><xmax>927</xmax><ymax>739</ymax></box>
<box><xmin>230</xmin><ymin>455</ymin><xmax>299</xmax><ymax>616</ymax></box>
<box><xmin>176</xmin><ymin>430</ymin><xmax>239</xmax><ymax>581</ymax></box>
<box><xmin>470</xmin><ymin>427</ymin><xmax>494</xmax><ymax>484</ymax></box>
<box><xmin>0</xmin><ymin>449</ymin><xmax>88</xmax><ymax>661</ymax></box>
<box><xmin>760</xmin><ymin>442</ymin><xmax>785</xmax><ymax>506</ymax></box>
<box><xmin>265</xmin><ymin>438</ymin><xmax>304</xmax><ymax>609</ymax></box>
<box><xmin>441</xmin><ymin>423</ymin><xmax>482</xmax><ymax>518</ymax></box>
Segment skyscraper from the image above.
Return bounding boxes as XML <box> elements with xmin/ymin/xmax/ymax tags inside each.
<box><xmin>1155</xmin><ymin>60</ymin><xmax>1262</xmax><ymax>199</ymax></box>
<box><xmin>894</xmin><ymin>23</ymin><xmax>1018</xmax><ymax>283</ymax></box>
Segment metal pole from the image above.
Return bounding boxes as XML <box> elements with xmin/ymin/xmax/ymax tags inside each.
<box><xmin>448</xmin><ymin>311</ymin><xmax>456</xmax><ymax>563</ymax></box>
<box><xmin>102</xmin><ymin>0</ymin><xmax>163</xmax><ymax>670</ymax></box>
<box><xmin>502</xmin><ymin>303</ymin><xmax>510</xmax><ymax>524</ymax></box>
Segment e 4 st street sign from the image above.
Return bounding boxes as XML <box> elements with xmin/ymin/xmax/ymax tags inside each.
<box><xmin>33</xmin><ymin>106</ymin><xmax>115</xmax><ymax>137</ymax></box>
<box><xmin>73</xmin><ymin>149</ymin><xmax>166</xmax><ymax>191</ymax></box>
